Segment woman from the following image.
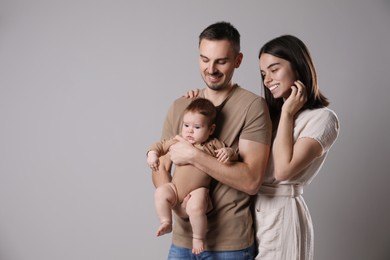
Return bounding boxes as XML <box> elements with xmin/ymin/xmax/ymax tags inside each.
<box><xmin>255</xmin><ymin>35</ymin><xmax>339</xmax><ymax>260</ymax></box>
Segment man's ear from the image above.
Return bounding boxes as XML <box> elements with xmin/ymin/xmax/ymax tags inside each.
<box><xmin>235</xmin><ymin>52</ymin><xmax>243</xmax><ymax>68</ymax></box>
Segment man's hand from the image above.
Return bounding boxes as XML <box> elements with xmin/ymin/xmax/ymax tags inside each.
<box><xmin>169</xmin><ymin>135</ymin><xmax>198</xmax><ymax>165</ymax></box>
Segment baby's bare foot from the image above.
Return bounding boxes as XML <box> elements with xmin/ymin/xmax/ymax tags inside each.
<box><xmin>192</xmin><ymin>237</ymin><xmax>205</xmax><ymax>255</ymax></box>
<box><xmin>156</xmin><ymin>222</ymin><xmax>172</xmax><ymax>236</ymax></box>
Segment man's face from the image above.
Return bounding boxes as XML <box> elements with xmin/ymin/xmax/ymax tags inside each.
<box><xmin>199</xmin><ymin>39</ymin><xmax>242</xmax><ymax>91</ymax></box>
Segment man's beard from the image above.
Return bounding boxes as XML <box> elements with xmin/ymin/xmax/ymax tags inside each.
<box><xmin>203</xmin><ymin>72</ymin><xmax>226</xmax><ymax>91</ymax></box>
<box><xmin>207</xmin><ymin>84</ymin><xmax>224</xmax><ymax>91</ymax></box>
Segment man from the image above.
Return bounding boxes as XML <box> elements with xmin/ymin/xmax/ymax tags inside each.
<box><xmin>152</xmin><ymin>21</ymin><xmax>272</xmax><ymax>259</ymax></box>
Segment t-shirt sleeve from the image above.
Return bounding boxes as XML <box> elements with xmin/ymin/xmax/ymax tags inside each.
<box><xmin>149</xmin><ymin>138</ymin><xmax>178</xmax><ymax>156</ymax></box>
<box><xmin>162</xmin><ymin>102</ymin><xmax>176</xmax><ymax>140</ymax></box>
<box><xmin>202</xmin><ymin>138</ymin><xmax>226</xmax><ymax>157</ymax></box>
<box><xmin>161</xmin><ymin>97</ymin><xmax>190</xmax><ymax>140</ymax></box>
<box><xmin>240</xmin><ymin>97</ymin><xmax>272</xmax><ymax>145</ymax></box>
<box><xmin>299</xmin><ymin>109</ymin><xmax>340</xmax><ymax>152</ymax></box>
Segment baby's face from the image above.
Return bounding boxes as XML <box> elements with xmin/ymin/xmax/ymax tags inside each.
<box><xmin>181</xmin><ymin>111</ymin><xmax>212</xmax><ymax>145</ymax></box>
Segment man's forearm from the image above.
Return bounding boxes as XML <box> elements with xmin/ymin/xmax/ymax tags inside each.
<box><xmin>190</xmin><ymin>142</ymin><xmax>269</xmax><ymax>195</ymax></box>
<box><xmin>168</xmin><ymin>136</ymin><xmax>270</xmax><ymax>194</ymax></box>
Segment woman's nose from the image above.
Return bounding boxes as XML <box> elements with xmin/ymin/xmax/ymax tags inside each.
<box><xmin>264</xmin><ymin>74</ymin><xmax>272</xmax><ymax>85</ymax></box>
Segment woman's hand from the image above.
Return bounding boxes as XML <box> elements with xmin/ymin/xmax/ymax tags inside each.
<box><xmin>282</xmin><ymin>80</ymin><xmax>307</xmax><ymax>117</ymax></box>
<box><xmin>183</xmin><ymin>88</ymin><xmax>200</xmax><ymax>98</ymax></box>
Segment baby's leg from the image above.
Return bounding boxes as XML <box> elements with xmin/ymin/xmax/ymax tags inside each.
<box><xmin>186</xmin><ymin>187</ymin><xmax>209</xmax><ymax>254</ymax></box>
<box><xmin>154</xmin><ymin>183</ymin><xmax>178</xmax><ymax>236</ymax></box>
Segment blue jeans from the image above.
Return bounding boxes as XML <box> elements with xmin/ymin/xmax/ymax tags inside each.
<box><xmin>167</xmin><ymin>243</ymin><xmax>256</xmax><ymax>260</ymax></box>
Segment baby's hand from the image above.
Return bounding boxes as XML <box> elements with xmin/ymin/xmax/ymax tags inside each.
<box><xmin>215</xmin><ymin>147</ymin><xmax>235</xmax><ymax>164</ymax></box>
<box><xmin>147</xmin><ymin>151</ymin><xmax>160</xmax><ymax>172</ymax></box>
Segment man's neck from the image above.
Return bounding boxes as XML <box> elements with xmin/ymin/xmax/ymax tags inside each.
<box><xmin>204</xmin><ymin>84</ymin><xmax>237</xmax><ymax>106</ymax></box>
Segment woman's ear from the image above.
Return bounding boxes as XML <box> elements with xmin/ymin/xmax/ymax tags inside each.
<box><xmin>294</xmin><ymin>70</ymin><xmax>300</xmax><ymax>81</ymax></box>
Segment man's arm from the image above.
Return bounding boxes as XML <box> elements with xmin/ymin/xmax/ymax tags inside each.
<box><xmin>169</xmin><ymin>135</ymin><xmax>270</xmax><ymax>195</ymax></box>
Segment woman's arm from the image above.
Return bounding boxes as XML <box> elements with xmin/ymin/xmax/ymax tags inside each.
<box><xmin>273</xmin><ymin>81</ymin><xmax>322</xmax><ymax>181</ymax></box>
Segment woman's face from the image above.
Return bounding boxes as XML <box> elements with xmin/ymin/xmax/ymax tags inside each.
<box><xmin>259</xmin><ymin>53</ymin><xmax>297</xmax><ymax>100</ymax></box>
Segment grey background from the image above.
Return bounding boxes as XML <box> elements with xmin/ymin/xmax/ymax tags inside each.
<box><xmin>0</xmin><ymin>0</ymin><xmax>389</xmax><ymax>259</ymax></box>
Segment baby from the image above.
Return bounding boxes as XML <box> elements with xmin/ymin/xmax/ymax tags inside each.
<box><xmin>147</xmin><ymin>98</ymin><xmax>237</xmax><ymax>254</ymax></box>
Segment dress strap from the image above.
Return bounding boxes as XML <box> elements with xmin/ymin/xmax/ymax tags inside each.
<box><xmin>258</xmin><ymin>184</ymin><xmax>303</xmax><ymax>198</ymax></box>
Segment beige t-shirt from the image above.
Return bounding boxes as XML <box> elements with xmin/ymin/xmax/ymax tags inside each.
<box><xmin>162</xmin><ymin>85</ymin><xmax>272</xmax><ymax>251</ymax></box>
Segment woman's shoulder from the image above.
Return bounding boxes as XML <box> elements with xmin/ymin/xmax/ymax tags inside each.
<box><xmin>301</xmin><ymin>107</ymin><xmax>338</xmax><ymax>123</ymax></box>
<box><xmin>298</xmin><ymin>107</ymin><xmax>340</xmax><ymax>136</ymax></box>
<box><xmin>297</xmin><ymin>107</ymin><xmax>340</xmax><ymax>150</ymax></box>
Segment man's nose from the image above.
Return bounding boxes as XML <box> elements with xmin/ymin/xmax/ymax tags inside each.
<box><xmin>208</xmin><ymin>62</ymin><xmax>217</xmax><ymax>74</ymax></box>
